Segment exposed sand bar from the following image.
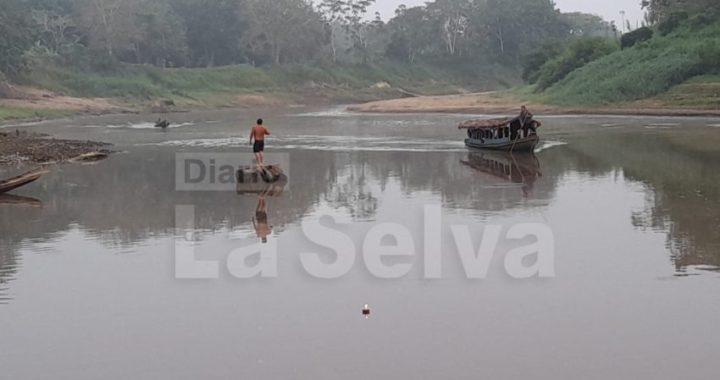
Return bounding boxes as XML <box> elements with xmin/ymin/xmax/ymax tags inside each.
<box><xmin>348</xmin><ymin>92</ymin><xmax>720</xmax><ymax>117</ymax></box>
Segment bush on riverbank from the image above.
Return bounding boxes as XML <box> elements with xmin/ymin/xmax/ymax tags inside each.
<box><xmin>533</xmin><ymin>37</ymin><xmax>618</xmax><ymax>91</ymax></box>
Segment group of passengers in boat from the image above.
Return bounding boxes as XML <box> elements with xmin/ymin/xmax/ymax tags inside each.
<box><xmin>467</xmin><ymin>106</ymin><xmax>538</xmax><ymax>142</ymax></box>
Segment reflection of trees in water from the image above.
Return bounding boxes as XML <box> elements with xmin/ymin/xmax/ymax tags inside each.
<box><xmin>0</xmin><ymin>240</ymin><xmax>20</xmax><ymax>303</ymax></box>
<box><xmin>322</xmin><ymin>159</ymin><xmax>378</xmax><ymax>220</ymax></box>
<box><xmin>0</xmin><ymin>149</ymin><xmax>344</xmax><ymax>299</ymax></box>
<box><xmin>0</xmin><ymin>147</ymin><xmax>567</xmax><ymax>282</ymax></box>
<box><xmin>0</xmin><ymin>205</ymin><xmax>43</xmax><ymax>303</ymax></box>
<box><xmin>566</xmin><ymin>131</ymin><xmax>720</xmax><ymax>272</ymax></box>
<box><xmin>6</xmin><ymin>128</ymin><xmax>719</xmax><ymax>287</ymax></box>
<box><xmin>1</xmin><ymin>149</ymin><xmax>344</xmax><ymax>247</ymax></box>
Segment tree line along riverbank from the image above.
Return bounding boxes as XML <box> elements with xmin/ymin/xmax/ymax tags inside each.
<box><xmin>1</xmin><ymin>1</ymin><xmax>718</xmax><ymax>122</ymax></box>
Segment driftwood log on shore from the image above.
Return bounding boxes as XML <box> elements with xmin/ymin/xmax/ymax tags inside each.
<box><xmin>236</xmin><ymin>165</ymin><xmax>287</xmax><ymax>196</ymax></box>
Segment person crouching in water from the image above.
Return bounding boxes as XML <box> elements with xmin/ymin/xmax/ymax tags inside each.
<box><xmin>249</xmin><ymin>118</ymin><xmax>270</xmax><ymax>167</ymax></box>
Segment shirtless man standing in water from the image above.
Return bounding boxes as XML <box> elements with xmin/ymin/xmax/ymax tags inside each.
<box><xmin>249</xmin><ymin>118</ymin><xmax>270</xmax><ymax>167</ymax></box>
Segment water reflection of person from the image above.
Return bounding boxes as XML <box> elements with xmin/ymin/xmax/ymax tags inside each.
<box><xmin>253</xmin><ymin>195</ymin><xmax>272</xmax><ymax>244</ymax></box>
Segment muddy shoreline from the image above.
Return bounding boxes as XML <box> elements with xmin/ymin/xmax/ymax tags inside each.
<box><xmin>0</xmin><ymin>131</ymin><xmax>112</xmax><ymax>166</ymax></box>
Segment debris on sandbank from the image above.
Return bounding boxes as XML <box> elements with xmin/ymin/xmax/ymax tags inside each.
<box><xmin>0</xmin><ymin>130</ymin><xmax>113</xmax><ymax>165</ymax></box>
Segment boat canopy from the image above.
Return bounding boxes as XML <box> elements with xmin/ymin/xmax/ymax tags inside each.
<box><xmin>458</xmin><ymin>117</ymin><xmax>518</xmax><ymax>130</ymax></box>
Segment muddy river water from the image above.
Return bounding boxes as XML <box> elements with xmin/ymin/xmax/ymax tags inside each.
<box><xmin>1</xmin><ymin>107</ymin><xmax>719</xmax><ymax>379</ymax></box>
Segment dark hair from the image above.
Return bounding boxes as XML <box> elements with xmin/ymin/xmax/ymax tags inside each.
<box><xmin>257</xmin><ymin>118</ymin><xmax>263</xmax><ymax>125</ymax></box>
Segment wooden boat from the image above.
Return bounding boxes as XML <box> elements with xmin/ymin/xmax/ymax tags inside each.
<box><xmin>458</xmin><ymin>115</ymin><xmax>541</xmax><ymax>152</ymax></box>
<box><xmin>0</xmin><ymin>168</ymin><xmax>49</xmax><ymax>194</ymax></box>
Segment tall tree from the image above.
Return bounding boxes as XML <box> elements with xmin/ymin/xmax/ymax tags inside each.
<box><xmin>171</xmin><ymin>0</ymin><xmax>249</xmax><ymax>67</ymax></box>
<box><xmin>318</xmin><ymin>0</ymin><xmax>375</xmax><ymax>63</ymax></box>
<box><xmin>133</xmin><ymin>0</ymin><xmax>188</xmax><ymax>67</ymax></box>
<box><xmin>31</xmin><ymin>9</ymin><xmax>76</xmax><ymax>54</ymax></box>
<box><xmin>386</xmin><ymin>5</ymin><xmax>433</xmax><ymax>63</ymax></box>
<box><xmin>318</xmin><ymin>0</ymin><xmax>345</xmax><ymax>63</ymax></box>
<box><xmin>245</xmin><ymin>0</ymin><xmax>327</xmax><ymax>65</ymax></box>
<box><xmin>428</xmin><ymin>0</ymin><xmax>472</xmax><ymax>56</ymax></box>
<box><xmin>474</xmin><ymin>0</ymin><xmax>568</xmax><ymax>61</ymax></box>
<box><xmin>642</xmin><ymin>0</ymin><xmax>719</xmax><ymax>23</ymax></box>
<box><xmin>0</xmin><ymin>0</ymin><xmax>35</xmax><ymax>75</ymax></box>
<box><xmin>76</xmin><ymin>0</ymin><xmax>142</xmax><ymax>59</ymax></box>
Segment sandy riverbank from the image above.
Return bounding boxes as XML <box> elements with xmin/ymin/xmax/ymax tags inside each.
<box><xmin>0</xmin><ymin>85</ymin><xmax>134</xmax><ymax>114</ymax></box>
<box><xmin>348</xmin><ymin>92</ymin><xmax>720</xmax><ymax>117</ymax></box>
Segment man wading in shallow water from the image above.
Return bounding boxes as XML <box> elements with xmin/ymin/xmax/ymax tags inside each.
<box><xmin>249</xmin><ymin>118</ymin><xmax>270</xmax><ymax>167</ymax></box>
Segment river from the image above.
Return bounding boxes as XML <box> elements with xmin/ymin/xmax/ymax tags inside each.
<box><xmin>1</xmin><ymin>107</ymin><xmax>719</xmax><ymax>379</ymax></box>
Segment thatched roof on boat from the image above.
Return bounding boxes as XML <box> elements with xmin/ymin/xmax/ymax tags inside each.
<box><xmin>458</xmin><ymin>117</ymin><xmax>517</xmax><ymax>130</ymax></box>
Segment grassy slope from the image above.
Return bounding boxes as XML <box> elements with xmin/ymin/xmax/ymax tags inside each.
<box><xmin>542</xmin><ymin>20</ymin><xmax>720</xmax><ymax>106</ymax></box>
<box><xmin>0</xmin><ymin>107</ymin><xmax>74</xmax><ymax>123</ymax></box>
<box><xmin>640</xmin><ymin>74</ymin><xmax>720</xmax><ymax>108</ymax></box>
<box><xmin>20</xmin><ymin>61</ymin><xmax>517</xmax><ymax>106</ymax></box>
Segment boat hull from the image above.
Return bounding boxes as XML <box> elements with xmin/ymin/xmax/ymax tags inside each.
<box><xmin>0</xmin><ymin>169</ymin><xmax>49</xmax><ymax>194</ymax></box>
<box><xmin>465</xmin><ymin>135</ymin><xmax>539</xmax><ymax>153</ymax></box>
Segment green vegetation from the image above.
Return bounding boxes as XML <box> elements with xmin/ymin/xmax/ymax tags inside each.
<box><xmin>1</xmin><ymin>0</ymin><xmax>718</xmax><ymax>113</ymax></box>
<box><xmin>22</xmin><ymin>60</ymin><xmax>516</xmax><ymax>105</ymax></box>
<box><xmin>644</xmin><ymin>75</ymin><xmax>720</xmax><ymax>108</ymax></box>
<box><xmin>533</xmin><ymin>37</ymin><xmax>618</xmax><ymax>91</ymax></box>
<box><xmin>0</xmin><ymin>107</ymin><xmax>74</xmax><ymax>123</ymax></box>
<box><xmin>0</xmin><ymin>0</ymin><xmax>618</xmax><ymax>116</ymax></box>
<box><xmin>0</xmin><ymin>0</ymin><xmax>590</xmax><ymax>76</ymax></box>
<box><xmin>542</xmin><ymin>19</ymin><xmax>720</xmax><ymax>105</ymax></box>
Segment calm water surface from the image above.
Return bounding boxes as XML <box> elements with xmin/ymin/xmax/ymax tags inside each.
<box><xmin>1</xmin><ymin>108</ymin><xmax>720</xmax><ymax>379</ymax></box>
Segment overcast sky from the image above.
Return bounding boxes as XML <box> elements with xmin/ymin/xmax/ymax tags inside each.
<box><xmin>369</xmin><ymin>0</ymin><xmax>646</xmax><ymax>30</ymax></box>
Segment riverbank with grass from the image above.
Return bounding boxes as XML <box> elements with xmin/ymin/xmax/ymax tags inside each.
<box><xmin>0</xmin><ymin>106</ymin><xmax>77</xmax><ymax>124</ymax></box>
<box><xmin>349</xmin><ymin>74</ymin><xmax>720</xmax><ymax>116</ymax></box>
<box><xmin>353</xmin><ymin>19</ymin><xmax>720</xmax><ymax>117</ymax></box>
<box><xmin>0</xmin><ymin>61</ymin><xmax>516</xmax><ymax>124</ymax></box>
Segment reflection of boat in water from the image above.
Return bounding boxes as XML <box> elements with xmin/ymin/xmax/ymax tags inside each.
<box><xmin>236</xmin><ymin>165</ymin><xmax>288</xmax><ymax>196</ymax></box>
<box><xmin>461</xmin><ymin>152</ymin><xmax>542</xmax><ymax>196</ymax></box>
<box><xmin>0</xmin><ymin>169</ymin><xmax>49</xmax><ymax>194</ymax></box>
<box><xmin>458</xmin><ymin>111</ymin><xmax>541</xmax><ymax>152</ymax></box>
<box><xmin>0</xmin><ymin>194</ymin><xmax>43</xmax><ymax>208</ymax></box>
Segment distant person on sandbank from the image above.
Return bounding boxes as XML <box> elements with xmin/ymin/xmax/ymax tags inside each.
<box><xmin>249</xmin><ymin>118</ymin><xmax>270</xmax><ymax>167</ymax></box>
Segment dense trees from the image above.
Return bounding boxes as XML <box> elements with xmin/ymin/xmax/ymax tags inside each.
<box><xmin>244</xmin><ymin>0</ymin><xmax>327</xmax><ymax>65</ymax></box>
<box><xmin>642</xmin><ymin>0</ymin><xmax>719</xmax><ymax>24</ymax></box>
<box><xmin>4</xmin><ymin>0</ymin><xmax>713</xmax><ymax>83</ymax></box>
<box><xmin>0</xmin><ymin>0</ymin><xmax>35</xmax><ymax>75</ymax></box>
